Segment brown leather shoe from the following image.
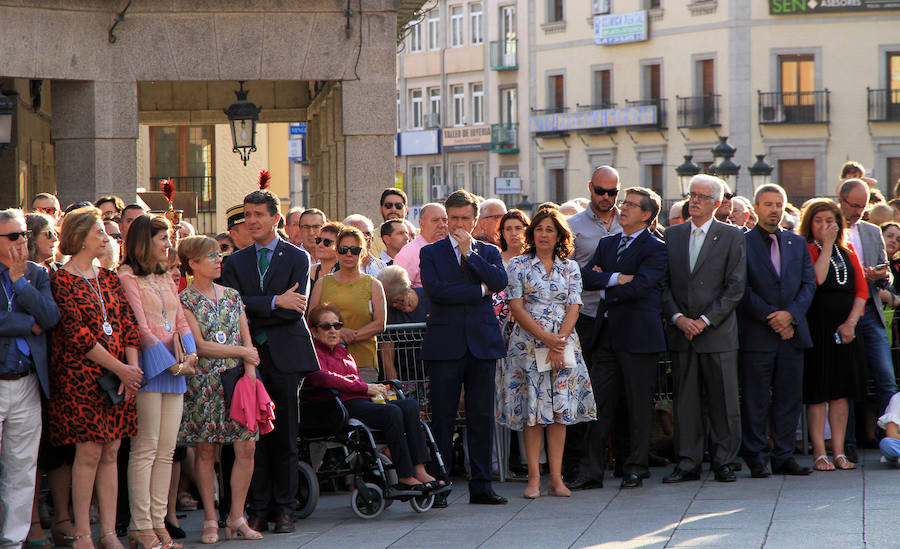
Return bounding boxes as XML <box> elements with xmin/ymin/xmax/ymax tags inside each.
<box><xmin>272</xmin><ymin>515</ymin><xmax>294</xmax><ymax>534</ymax></box>
<box><xmin>246</xmin><ymin>516</ymin><xmax>268</xmax><ymax>533</ymax></box>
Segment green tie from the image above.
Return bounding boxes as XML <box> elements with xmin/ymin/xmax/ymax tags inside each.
<box><xmin>254</xmin><ymin>248</ymin><xmax>271</xmax><ymax>345</ymax></box>
<box><xmin>689</xmin><ymin>228</ymin><xmax>703</xmax><ymax>272</ymax></box>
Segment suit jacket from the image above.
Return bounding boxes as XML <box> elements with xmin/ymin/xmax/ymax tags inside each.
<box><xmin>855</xmin><ymin>220</ymin><xmax>889</xmax><ymax>327</ymax></box>
<box><xmin>0</xmin><ymin>262</ymin><xmax>60</xmax><ymax>397</ymax></box>
<box><xmin>419</xmin><ymin>237</ymin><xmax>508</xmax><ymax>361</ymax></box>
<box><xmin>221</xmin><ymin>238</ymin><xmax>319</xmax><ymax>375</ymax></box>
<box><xmin>737</xmin><ymin>227</ymin><xmax>816</xmax><ymax>351</ymax></box>
<box><xmin>661</xmin><ymin>219</ymin><xmax>747</xmax><ymax>353</ymax></box>
<box><xmin>581</xmin><ymin>230</ymin><xmax>668</xmax><ymax>354</ymax></box>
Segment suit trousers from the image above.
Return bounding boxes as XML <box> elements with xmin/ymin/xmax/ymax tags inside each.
<box><xmin>426</xmin><ymin>351</ymin><xmax>495</xmax><ymax>494</ymax></box>
<box><xmin>579</xmin><ymin>324</ymin><xmax>658</xmax><ymax>478</ymax></box>
<box><xmin>738</xmin><ymin>344</ymin><xmax>804</xmax><ymax>470</ymax></box>
<box><xmin>0</xmin><ymin>373</ymin><xmax>42</xmax><ymax>546</ymax></box>
<box><xmin>248</xmin><ymin>344</ymin><xmax>300</xmax><ymax>519</ymax></box>
<box><xmin>562</xmin><ymin>313</ymin><xmax>596</xmax><ymax>475</ymax></box>
<box><xmin>672</xmin><ymin>349</ymin><xmax>741</xmax><ymax>471</ymax></box>
<box><xmin>129</xmin><ymin>392</ymin><xmax>183</xmax><ymax>530</ymax></box>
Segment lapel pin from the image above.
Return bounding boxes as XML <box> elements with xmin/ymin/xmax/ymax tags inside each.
<box><xmin>278</xmin><ymin>251</ymin><xmax>283</xmax><ymax>256</ymax></box>
<box><xmin>713</xmin><ymin>235</ymin><xmax>718</xmax><ymax>241</ymax></box>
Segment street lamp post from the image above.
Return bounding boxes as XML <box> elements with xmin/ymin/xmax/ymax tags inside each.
<box><xmin>223</xmin><ymin>81</ymin><xmax>262</xmax><ymax>166</ymax></box>
<box><xmin>675</xmin><ymin>154</ymin><xmax>701</xmax><ymax>196</ymax></box>
<box><xmin>0</xmin><ymin>93</ymin><xmax>14</xmax><ymax>157</ymax></box>
<box><xmin>748</xmin><ymin>154</ymin><xmax>775</xmax><ymax>193</ymax></box>
<box><xmin>710</xmin><ymin>136</ymin><xmax>740</xmax><ymax>192</ymax></box>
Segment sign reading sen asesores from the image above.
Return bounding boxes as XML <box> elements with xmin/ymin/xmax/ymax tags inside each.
<box><xmin>770</xmin><ymin>0</ymin><xmax>900</xmax><ymax>15</ymax></box>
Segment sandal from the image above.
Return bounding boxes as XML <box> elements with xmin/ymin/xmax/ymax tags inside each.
<box><xmin>176</xmin><ymin>492</ymin><xmax>197</xmax><ymax>512</ymax></box>
<box><xmin>813</xmin><ymin>455</ymin><xmax>835</xmax><ymax>471</ymax></box>
<box><xmin>834</xmin><ymin>454</ymin><xmax>856</xmax><ymax>470</ymax></box>
<box><xmin>200</xmin><ymin>520</ymin><xmax>219</xmax><ymax>544</ymax></box>
<box><xmin>423</xmin><ymin>479</ymin><xmax>452</xmax><ymax>494</ymax></box>
<box><xmin>52</xmin><ymin>518</ymin><xmax>76</xmax><ymax>547</ymax></box>
<box><xmin>152</xmin><ymin>529</ymin><xmax>182</xmax><ymax>549</ymax></box>
<box><xmin>225</xmin><ymin>516</ymin><xmax>262</xmax><ymax>541</ymax></box>
<box><xmin>392</xmin><ymin>481</ymin><xmax>427</xmax><ymax>493</ymax></box>
<box><xmin>128</xmin><ymin>530</ymin><xmax>161</xmax><ymax>549</ymax></box>
<box><xmin>72</xmin><ymin>533</ymin><xmax>94</xmax><ymax>549</ymax></box>
<box><xmin>26</xmin><ymin>520</ymin><xmax>52</xmax><ymax>548</ymax></box>
<box><xmin>98</xmin><ymin>532</ymin><xmax>125</xmax><ymax>549</ymax></box>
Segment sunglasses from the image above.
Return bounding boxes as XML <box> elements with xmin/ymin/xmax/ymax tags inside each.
<box><xmin>338</xmin><ymin>245</ymin><xmax>363</xmax><ymax>256</ymax></box>
<box><xmin>108</xmin><ymin>233</ymin><xmax>122</xmax><ymax>240</ymax></box>
<box><xmin>219</xmin><ymin>244</ymin><xmax>233</xmax><ymax>252</ymax></box>
<box><xmin>36</xmin><ymin>207</ymin><xmax>58</xmax><ymax>215</ymax></box>
<box><xmin>724</xmin><ymin>192</ymin><xmax>735</xmax><ymax>200</ymax></box>
<box><xmin>0</xmin><ymin>231</ymin><xmax>31</xmax><ymax>241</ymax></box>
<box><xmin>315</xmin><ymin>237</ymin><xmax>335</xmax><ymax>247</ymax></box>
<box><xmin>317</xmin><ymin>321</ymin><xmax>344</xmax><ymax>331</ymax></box>
<box><xmin>382</xmin><ymin>202</ymin><xmax>405</xmax><ymax>210</ymax></box>
<box><xmin>593</xmin><ymin>187</ymin><xmax>618</xmax><ymax>197</ymax></box>
<box><xmin>40</xmin><ymin>230</ymin><xmax>58</xmax><ymax>239</ymax></box>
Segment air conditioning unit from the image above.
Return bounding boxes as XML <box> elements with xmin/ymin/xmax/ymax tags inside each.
<box><xmin>424</xmin><ymin>113</ymin><xmax>441</xmax><ymax>128</ymax></box>
<box><xmin>431</xmin><ymin>184</ymin><xmax>448</xmax><ymax>200</ymax></box>
<box><xmin>761</xmin><ymin>104</ymin><xmax>786</xmax><ymax>123</ymax></box>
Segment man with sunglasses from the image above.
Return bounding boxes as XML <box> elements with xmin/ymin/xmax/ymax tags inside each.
<box><xmin>714</xmin><ymin>183</ymin><xmax>735</xmax><ymax>223</ymax></box>
<box><xmin>30</xmin><ymin>193</ymin><xmax>62</xmax><ymax>223</ymax></box>
<box><xmin>370</xmin><ymin>188</ymin><xmax>409</xmax><ymax>259</ymax></box>
<box><xmin>563</xmin><ymin>165</ymin><xmax>622</xmax><ymax>490</ymax></box>
<box><xmin>0</xmin><ymin>209</ymin><xmax>60</xmax><ymax>547</ymax></box>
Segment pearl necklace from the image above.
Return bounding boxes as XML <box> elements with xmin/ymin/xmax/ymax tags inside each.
<box><xmin>816</xmin><ymin>242</ymin><xmax>848</xmax><ymax>286</ymax></box>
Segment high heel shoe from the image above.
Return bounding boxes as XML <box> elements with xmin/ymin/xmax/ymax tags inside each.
<box><xmin>97</xmin><ymin>532</ymin><xmax>125</xmax><ymax>549</ymax></box>
<box><xmin>523</xmin><ymin>475</ymin><xmax>541</xmax><ymax>499</ymax></box>
<box><xmin>51</xmin><ymin>518</ymin><xmax>75</xmax><ymax>547</ymax></box>
<box><xmin>151</xmin><ymin>529</ymin><xmax>181</xmax><ymax>549</ymax></box>
<box><xmin>127</xmin><ymin>530</ymin><xmax>161</xmax><ymax>549</ymax></box>
<box><xmin>71</xmin><ymin>533</ymin><xmax>94</xmax><ymax>549</ymax></box>
<box><xmin>26</xmin><ymin>520</ymin><xmax>51</xmax><ymax>548</ymax></box>
<box><xmin>225</xmin><ymin>516</ymin><xmax>263</xmax><ymax>541</ymax></box>
<box><xmin>547</xmin><ymin>474</ymin><xmax>572</xmax><ymax>497</ymax></box>
<box><xmin>200</xmin><ymin>520</ymin><xmax>219</xmax><ymax>545</ymax></box>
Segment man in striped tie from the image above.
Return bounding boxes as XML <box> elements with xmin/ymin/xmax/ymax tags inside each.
<box><xmin>577</xmin><ymin>187</ymin><xmax>668</xmax><ymax>489</ymax></box>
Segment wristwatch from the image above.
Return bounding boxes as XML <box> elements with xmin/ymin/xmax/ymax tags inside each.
<box><xmin>465</xmin><ymin>249</ymin><xmax>476</xmax><ymax>259</ymax></box>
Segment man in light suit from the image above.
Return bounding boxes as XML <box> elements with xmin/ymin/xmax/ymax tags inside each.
<box><xmin>838</xmin><ymin>178</ymin><xmax>898</xmax><ymax>458</ymax></box>
<box><xmin>579</xmin><ymin>187</ymin><xmax>668</xmax><ymax>489</ymax></box>
<box><xmin>221</xmin><ymin>189</ymin><xmax>319</xmax><ymax>534</ymax></box>
<box><xmin>738</xmin><ymin>184</ymin><xmax>816</xmax><ymax>478</ymax></box>
<box><xmin>0</xmin><ymin>209</ymin><xmax>60</xmax><ymax>546</ymax></box>
<box><xmin>420</xmin><ymin>190</ymin><xmax>509</xmax><ymax>507</ymax></box>
<box><xmin>661</xmin><ymin>175</ymin><xmax>746</xmax><ymax>483</ymax></box>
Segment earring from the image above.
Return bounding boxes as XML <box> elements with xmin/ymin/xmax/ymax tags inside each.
<box><xmin>82</xmin><ymin>244</ymin><xmax>86</xmax><ymax>249</ymax></box>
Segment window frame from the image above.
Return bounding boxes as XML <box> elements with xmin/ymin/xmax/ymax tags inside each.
<box><xmin>410</xmin><ymin>89</ymin><xmax>423</xmax><ymax>129</ymax></box>
<box><xmin>472</xmin><ymin>83</ymin><xmax>484</xmax><ymax>125</ymax></box>
<box><xmin>470</xmin><ymin>3</ymin><xmax>483</xmax><ymax>45</ymax></box>
<box><xmin>450</xmin><ymin>5</ymin><xmax>464</xmax><ymax>48</ymax></box>
<box><xmin>452</xmin><ymin>85</ymin><xmax>465</xmax><ymax>127</ymax></box>
<box><xmin>427</xmin><ymin>11</ymin><xmax>440</xmax><ymax>51</ymax></box>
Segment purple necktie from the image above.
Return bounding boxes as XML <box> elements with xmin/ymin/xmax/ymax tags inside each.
<box><xmin>769</xmin><ymin>233</ymin><xmax>781</xmax><ymax>276</ymax></box>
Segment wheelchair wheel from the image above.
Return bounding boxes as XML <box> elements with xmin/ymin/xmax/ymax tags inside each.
<box><xmin>295</xmin><ymin>461</ymin><xmax>319</xmax><ymax>519</ymax></box>
<box><xmin>410</xmin><ymin>493</ymin><xmax>434</xmax><ymax>513</ymax></box>
<box><xmin>376</xmin><ymin>452</ymin><xmax>395</xmax><ymax>509</ymax></box>
<box><xmin>351</xmin><ymin>482</ymin><xmax>385</xmax><ymax>519</ymax></box>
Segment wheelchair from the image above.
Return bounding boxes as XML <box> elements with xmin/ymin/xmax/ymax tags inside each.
<box><xmin>296</xmin><ymin>379</ymin><xmax>451</xmax><ymax>519</ymax></box>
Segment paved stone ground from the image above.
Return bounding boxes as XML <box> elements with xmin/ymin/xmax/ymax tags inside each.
<box><xmin>165</xmin><ymin>448</ymin><xmax>897</xmax><ymax>548</ymax></box>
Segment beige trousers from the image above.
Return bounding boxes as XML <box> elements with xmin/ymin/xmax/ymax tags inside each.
<box><xmin>0</xmin><ymin>373</ymin><xmax>42</xmax><ymax>547</ymax></box>
<box><xmin>128</xmin><ymin>392</ymin><xmax>183</xmax><ymax>530</ymax></box>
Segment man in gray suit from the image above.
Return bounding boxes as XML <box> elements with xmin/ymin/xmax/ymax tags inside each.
<box><xmin>661</xmin><ymin>175</ymin><xmax>747</xmax><ymax>484</ymax></box>
<box><xmin>0</xmin><ymin>208</ymin><xmax>59</xmax><ymax>546</ymax></box>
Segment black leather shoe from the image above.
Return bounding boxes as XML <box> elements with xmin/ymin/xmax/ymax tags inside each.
<box><xmin>637</xmin><ymin>470</ymin><xmax>651</xmax><ymax>480</ymax></box>
<box><xmin>749</xmin><ymin>465</ymin><xmax>771</xmax><ymax>478</ymax></box>
<box><xmin>432</xmin><ymin>493</ymin><xmax>449</xmax><ymax>508</ymax></box>
<box><xmin>620</xmin><ymin>473</ymin><xmax>642</xmax><ymax>489</ymax></box>
<box><xmin>713</xmin><ymin>464</ymin><xmax>736</xmax><ymax>482</ymax></box>
<box><xmin>773</xmin><ymin>458</ymin><xmax>812</xmax><ymax>476</ymax></box>
<box><xmin>729</xmin><ymin>461</ymin><xmax>743</xmax><ymax>472</ymax></box>
<box><xmin>844</xmin><ymin>444</ymin><xmax>859</xmax><ymax>463</ymax></box>
<box><xmin>469</xmin><ymin>491</ymin><xmax>508</xmax><ymax>505</ymax></box>
<box><xmin>662</xmin><ymin>467</ymin><xmax>701</xmax><ymax>483</ymax></box>
<box><xmin>246</xmin><ymin>515</ymin><xmax>268</xmax><ymax>533</ymax></box>
<box><xmin>564</xmin><ymin>473</ymin><xmax>603</xmax><ymax>491</ymax></box>
<box><xmin>272</xmin><ymin>514</ymin><xmax>295</xmax><ymax>534</ymax></box>
<box><xmin>164</xmin><ymin>519</ymin><xmax>186</xmax><ymax>539</ymax></box>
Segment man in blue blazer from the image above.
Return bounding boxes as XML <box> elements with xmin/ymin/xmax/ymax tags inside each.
<box><xmin>221</xmin><ymin>190</ymin><xmax>318</xmax><ymax>534</ymax></box>
<box><xmin>576</xmin><ymin>187</ymin><xmax>668</xmax><ymax>489</ymax></box>
<box><xmin>738</xmin><ymin>184</ymin><xmax>815</xmax><ymax>477</ymax></box>
<box><xmin>0</xmin><ymin>209</ymin><xmax>59</xmax><ymax>545</ymax></box>
<box><xmin>420</xmin><ymin>190</ymin><xmax>508</xmax><ymax>506</ymax></box>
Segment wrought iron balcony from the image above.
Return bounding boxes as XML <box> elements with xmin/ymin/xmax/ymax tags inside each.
<box><xmin>623</xmin><ymin>98</ymin><xmax>667</xmax><ymax>130</ymax></box>
<box><xmin>575</xmin><ymin>103</ymin><xmax>618</xmax><ymax>134</ymax></box>
<box><xmin>676</xmin><ymin>94</ymin><xmax>720</xmax><ymax>128</ymax></box>
<box><xmin>867</xmin><ymin>88</ymin><xmax>900</xmax><ymax>122</ymax></box>
<box><xmin>758</xmin><ymin>90</ymin><xmax>830</xmax><ymax>124</ymax></box>
<box><xmin>491</xmin><ymin>123</ymin><xmax>519</xmax><ymax>154</ymax></box>
<box><xmin>489</xmin><ymin>39</ymin><xmax>517</xmax><ymax>70</ymax></box>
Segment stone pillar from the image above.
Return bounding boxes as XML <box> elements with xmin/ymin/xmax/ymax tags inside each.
<box><xmin>51</xmin><ymin>81</ymin><xmax>138</xmax><ymax>208</ymax></box>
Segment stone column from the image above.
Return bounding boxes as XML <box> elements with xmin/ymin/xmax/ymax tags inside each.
<box><xmin>51</xmin><ymin>81</ymin><xmax>138</xmax><ymax>208</ymax></box>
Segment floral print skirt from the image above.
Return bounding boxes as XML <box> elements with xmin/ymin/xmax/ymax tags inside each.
<box><xmin>179</xmin><ymin>368</ymin><xmax>258</xmax><ymax>445</ymax></box>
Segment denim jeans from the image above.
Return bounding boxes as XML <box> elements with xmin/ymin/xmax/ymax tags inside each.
<box><xmin>857</xmin><ymin>301</ymin><xmax>898</xmax><ymax>415</ymax></box>
<box><xmin>880</xmin><ymin>437</ymin><xmax>900</xmax><ymax>459</ymax></box>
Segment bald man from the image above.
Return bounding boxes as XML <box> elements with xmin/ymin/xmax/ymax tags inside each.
<box><xmin>393</xmin><ymin>203</ymin><xmax>448</xmax><ymax>288</ymax></box>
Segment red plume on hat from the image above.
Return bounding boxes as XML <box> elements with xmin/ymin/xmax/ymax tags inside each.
<box><xmin>257</xmin><ymin>170</ymin><xmax>271</xmax><ymax>190</ymax></box>
<box><xmin>160</xmin><ymin>179</ymin><xmax>175</xmax><ymax>208</ymax></box>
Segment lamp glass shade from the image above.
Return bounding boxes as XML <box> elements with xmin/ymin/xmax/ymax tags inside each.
<box><xmin>0</xmin><ymin>112</ymin><xmax>11</xmax><ymax>144</ymax></box>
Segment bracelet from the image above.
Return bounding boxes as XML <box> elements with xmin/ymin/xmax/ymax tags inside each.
<box><xmin>174</xmin><ymin>362</ymin><xmax>184</xmax><ymax>376</ymax></box>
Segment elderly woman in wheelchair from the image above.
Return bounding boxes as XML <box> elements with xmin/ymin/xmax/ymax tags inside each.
<box><xmin>306</xmin><ymin>304</ymin><xmax>447</xmax><ymax>495</ymax></box>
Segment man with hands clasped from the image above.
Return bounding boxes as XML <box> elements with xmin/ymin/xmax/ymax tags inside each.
<box><xmin>737</xmin><ymin>184</ymin><xmax>816</xmax><ymax>478</ymax></box>
<box><xmin>661</xmin><ymin>175</ymin><xmax>747</xmax><ymax>484</ymax></box>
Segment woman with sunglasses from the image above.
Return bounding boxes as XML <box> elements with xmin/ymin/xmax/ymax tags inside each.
<box><xmin>176</xmin><ymin>236</ymin><xmax>262</xmax><ymax>543</ymax></box>
<box><xmin>309</xmin><ymin>222</ymin><xmax>342</xmax><ymax>290</ymax></box>
<box><xmin>309</xmin><ymin>225</ymin><xmax>386</xmax><ymax>382</ymax></box>
<box><xmin>26</xmin><ymin>213</ymin><xmax>61</xmax><ymax>273</ymax></box>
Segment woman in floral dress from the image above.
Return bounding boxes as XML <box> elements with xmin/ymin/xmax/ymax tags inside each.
<box><xmin>176</xmin><ymin>236</ymin><xmax>262</xmax><ymax>543</ymax></box>
<box><xmin>498</xmin><ymin>208</ymin><xmax>596</xmax><ymax>499</ymax></box>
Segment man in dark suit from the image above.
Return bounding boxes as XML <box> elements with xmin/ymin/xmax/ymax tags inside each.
<box><xmin>577</xmin><ymin>187</ymin><xmax>668</xmax><ymax>489</ymax></box>
<box><xmin>420</xmin><ymin>190</ymin><xmax>509</xmax><ymax>506</ymax></box>
<box><xmin>738</xmin><ymin>184</ymin><xmax>816</xmax><ymax>478</ymax></box>
<box><xmin>661</xmin><ymin>175</ymin><xmax>747</xmax><ymax>483</ymax></box>
<box><xmin>221</xmin><ymin>190</ymin><xmax>319</xmax><ymax>533</ymax></box>
<box><xmin>0</xmin><ymin>208</ymin><xmax>59</xmax><ymax>545</ymax></box>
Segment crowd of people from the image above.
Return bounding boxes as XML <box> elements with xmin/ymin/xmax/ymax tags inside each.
<box><xmin>3</xmin><ymin>159</ymin><xmax>900</xmax><ymax>547</ymax></box>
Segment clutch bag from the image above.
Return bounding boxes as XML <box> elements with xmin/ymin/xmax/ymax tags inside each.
<box><xmin>534</xmin><ymin>344</ymin><xmax>577</xmax><ymax>373</ymax></box>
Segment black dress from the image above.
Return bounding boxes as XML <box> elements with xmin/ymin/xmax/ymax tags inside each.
<box><xmin>803</xmin><ymin>245</ymin><xmax>867</xmax><ymax>404</ymax></box>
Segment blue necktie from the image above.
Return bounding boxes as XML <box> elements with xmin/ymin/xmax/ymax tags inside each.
<box><xmin>4</xmin><ymin>275</ymin><xmax>31</xmax><ymax>357</ymax></box>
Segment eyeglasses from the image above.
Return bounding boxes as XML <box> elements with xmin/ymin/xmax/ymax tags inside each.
<box><xmin>35</xmin><ymin>207</ymin><xmax>58</xmax><ymax>215</ymax></box>
<box><xmin>382</xmin><ymin>202</ymin><xmax>405</xmax><ymax>210</ymax></box>
<box><xmin>0</xmin><ymin>231</ymin><xmax>31</xmax><ymax>241</ymax></box>
<box><xmin>689</xmin><ymin>191</ymin><xmax>714</xmax><ymax>202</ymax></box>
<box><xmin>301</xmin><ymin>224</ymin><xmax>324</xmax><ymax>231</ymax></box>
<box><xmin>317</xmin><ymin>321</ymin><xmax>344</xmax><ymax>331</ymax></box>
<box><xmin>40</xmin><ymin>230</ymin><xmax>58</xmax><ymax>240</ymax></box>
<box><xmin>108</xmin><ymin>233</ymin><xmax>122</xmax><ymax>240</ymax></box>
<box><xmin>593</xmin><ymin>187</ymin><xmax>619</xmax><ymax>197</ymax></box>
<box><xmin>840</xmin><ymin>197</ymin><xmax>867</xmax><ymax>210</ymax></box>
<box><xmin>315</xmin><ymin>237</ymin><xmax>335</xmax><ymax>247</ymax></box>
<box><xmin>481</xmin><ymin>214</ymin><xmax>504</xmax><ymax>221</ymax></box>
<box><xmin>205</xmin><ymin>252</ymin><xmax>224</xmax><ymax>261</ymax></box>
<box><xmin>618</xmin><ymin>200</ymin><xmax>643</xmax><ymax>210</ymax></box>
<box><xmin>338</xmin><ymin>245</ymin><xmax>363</xmax><ymax>256</ymax></box>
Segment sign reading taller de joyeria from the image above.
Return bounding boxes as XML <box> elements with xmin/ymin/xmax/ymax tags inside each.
<box><xmin>441</xmin><ymin>126</ymin><xmax>492</xmax><ymax>152</ymax></box>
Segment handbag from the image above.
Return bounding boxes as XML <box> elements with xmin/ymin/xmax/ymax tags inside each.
<box><xmin>97</xmin><ymin>372</ymin><xmax>125</xmax><ymax>407</ymax></box>
<box><xmin>534</xmin><ymin>343</ymin><xmax>577</xmax><ymax>373</ymax></box>
<box><xmin>221</xmin><ymin>365</ymin><xmax>245</xmax><ymax>412</ymax></box>
<box><xmin>173</xmin><ymin>332</ymin><xmax>186</xmax><ymax>364</ymax></box>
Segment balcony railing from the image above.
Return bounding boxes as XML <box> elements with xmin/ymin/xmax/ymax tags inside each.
<box><xmin>624</xmin><ymin>98</ymin><xmax>667</xmax><ymax>130</ymax></box>
<box><xmin>491</xmin><ymin>123</ymin><xmax>519</xmax><ymax>154</ymax></box>
<box><xmin>758</xmin><ymin>90</ymin><xmax>830</xmax><ymax>124</ymax></box>
<box><xmin>576</xmin><ymin>103</ymin><xmax>618</xmax><ymax>134</ymax></box>
<box><xmin>149</xmin><ymin>176</ymin><xmax>216</xmax><ymax>235</ymax></box>
<box><xmin>531</xmin><ymin>106</ymin><xmax>568</xmax><ymax>115</ymax></box>
<box><xmin>489</xmin><ymin>39</ymin><xmax>517</xmax><ymax>70</ymax></box>
<box><xmin>676</xmin><ymin>94</ymin><xmax>720</xmax><ymax>128</ymax></box>
<box><xmin>867</xmin><ymin>88</ymin><xmax>900</xmax><ymax>122</ymax></box>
